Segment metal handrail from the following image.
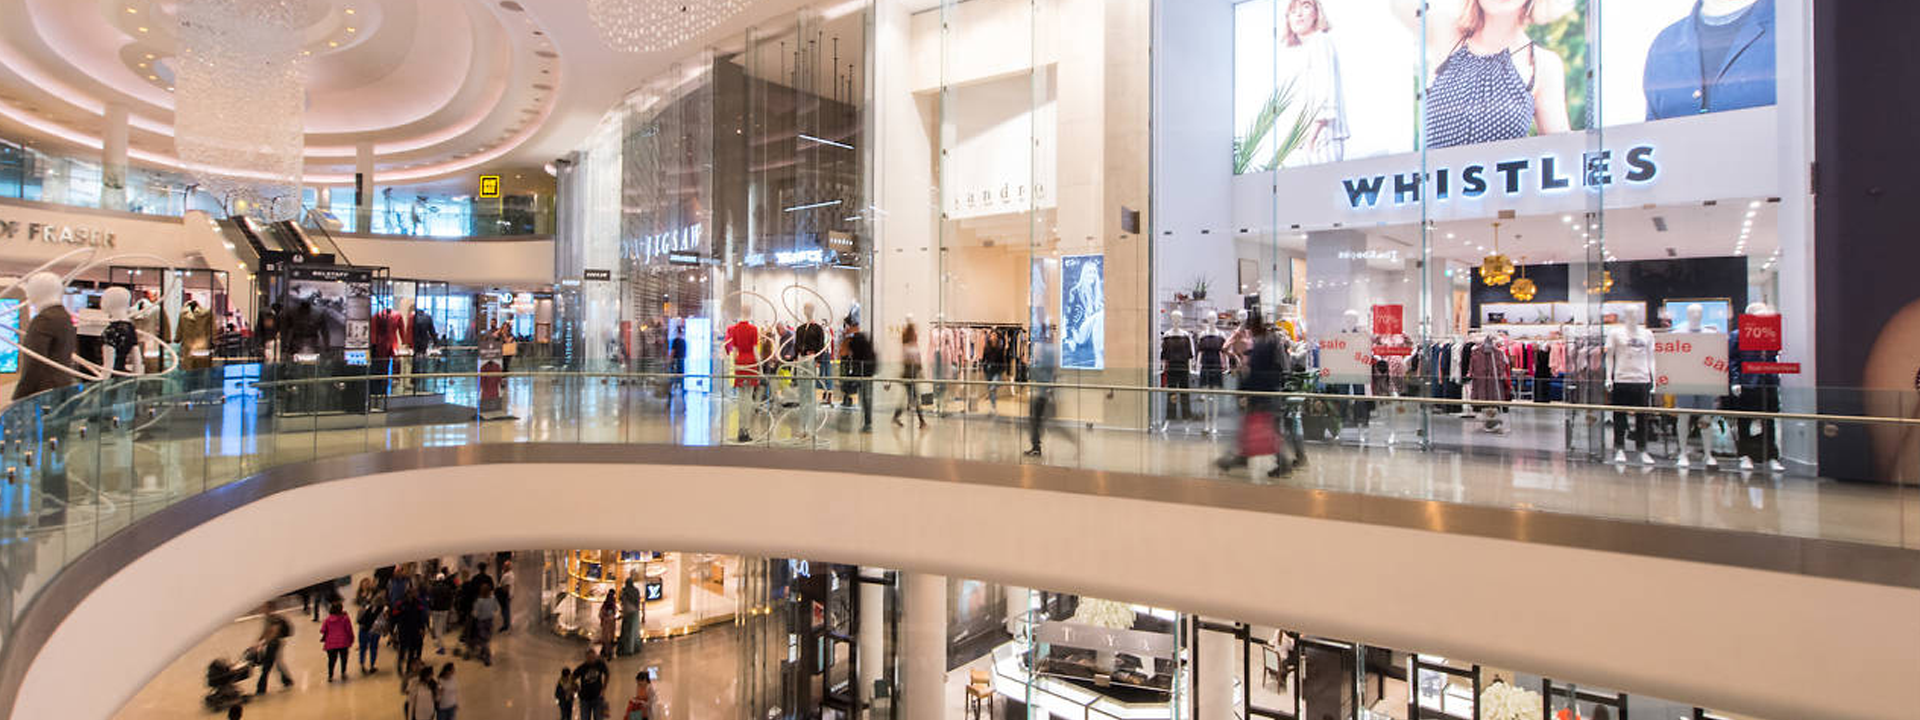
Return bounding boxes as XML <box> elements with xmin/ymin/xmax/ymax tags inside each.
<box><xmin>246</xmin><ymin>368</ymin><xmax>1920</xmax><ymax>428</ymax></box>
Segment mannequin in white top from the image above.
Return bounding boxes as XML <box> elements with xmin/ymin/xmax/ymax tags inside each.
<box><xmin>1671</xmin><ymin>303</ymin><xmax>1725</xmax><ymax>470</ymax></box>
<box><xmin>1607</xmin><ymin>308</ymin><xmax>1657</xmax><ymax>465</ymax></box>
<box><xmin>1161</xmin><ymin>310</ymin><xmax>1197</xmax><ymax>424</ymax></box>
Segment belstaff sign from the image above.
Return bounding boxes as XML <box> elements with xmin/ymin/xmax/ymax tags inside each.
<box><xmin>0</xmin><ymin>218</ymin><xmax>117</xmax><ymax>248</ymax></box>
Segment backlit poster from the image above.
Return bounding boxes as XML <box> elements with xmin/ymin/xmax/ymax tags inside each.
<box><xmin>1061</xmin><ymin>254</ymin><xmax>1105</xmax><ymax>370</ymax></box>
<box><xmin>0</xmin><ymin>300</ymin><xmax>17</xmax><ymax>374</ymax></box>
<box><xmin>1232</xmin><ymin>0</ymin><xmax>1778</xmax><ymax>174</ymax></box>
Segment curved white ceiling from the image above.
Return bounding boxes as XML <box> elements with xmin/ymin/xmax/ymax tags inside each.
<box><xmin>0</xmin><ymin>0</ymin><xmax>832</xmax><ymax>186</ymax></box>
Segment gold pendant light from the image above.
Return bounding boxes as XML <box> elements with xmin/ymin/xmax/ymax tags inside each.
<box><xmin>1585</xmin><ymin>268</ymin><xmax>1615</xmax><ymax>295</ymax></box>
<box><xmin>1510</xmin><ymin>257</ymin><xmax>1537</xmax><ymax>301</ymax></box>
<box><xmin>1480</xmin><ymin>222</ymin><xmax>1514</xmax><ymax>287</ymax></box>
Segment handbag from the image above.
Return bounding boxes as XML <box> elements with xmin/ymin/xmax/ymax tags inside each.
<box><xmin>1707</xmin><ymin>417</ymin><xmax>1738</xmax><ymax>456</ymax></box>
<box><xmin>502</xmin><ymin>341</ymin><xmax>519</xmax><ymax>356</ymax></box>
<box><xmin>1240</xmin><ymin>411</ymin><xmax>1279</xmax><ymax>456</ymax></box>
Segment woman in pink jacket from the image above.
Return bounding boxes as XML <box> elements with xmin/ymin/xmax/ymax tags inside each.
<box><xmin>320</xmin><ymin>601</ymin><xmax>355</xmax><ymax>682</ymax></box>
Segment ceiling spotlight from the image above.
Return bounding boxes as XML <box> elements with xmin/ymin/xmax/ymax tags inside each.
<box><xmin>137</xmin><ymin>26</ymin><xmax>149</xmax><ymax>32</ymax></box>
<box><xmin>126</xmin><ymin>6</ymin><xmax>137</xmax><ymax>13</ymax></box>
<box><xmin>145</xmin><ymin>53</ymin><xmax>155</xmax><ymax>59</ymax></box>
<box><xmin>1749</xmin><ymin>200</ymin><xmax>1762</xmax><ymax>208</ymax></box>
<box><xmin>328</xmin><ymin>40</ymin><xmax>339</xmax><ymax>47</ymax></box>
<box><xmin>345</xmin><ymin>7</ymin><xmax>356</xmax><ymax>14</ymax></box>
<box><xmin>139</xmin><ymin>62</ymin><xmax>148</xmax><ymax>68</ymax></box>
<box><xmin>347</xmin><ymin>27</ymin><xmax>357</xmax><ymax>33</ymax></box>
<box><xmin>148</xmin><ymin>74</ymin><xmax>158</xmax><ymax>80</ymax></box>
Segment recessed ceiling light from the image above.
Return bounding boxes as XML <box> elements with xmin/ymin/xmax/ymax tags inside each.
<box><xmin>126</xmin><ymin>6</ymin><xmax>137</xmax><ymax>13</ymax></box>
<box><xmin>145</xmin><ymin>53</ymin><xmax>155</xmax><ymax>59</ymax></box>
<box><xmin>137</xmin><ymin>26</ymin><xmax>148</xmax><ymax>32</ymax></box>
<box><xmin>347</xmin><ymin>27</ymin><xmax>357</xmax><ymax>33</ymax></box>
<box><xmin>147</xmin><ymin>75</ymin><xmax>157</xmax><ymax>80</ymax></box>
<box><xmin>302</xmin><ymin>50</ymin><xmax>312</xmax><ymax>55</ymax></box>
<box><xmin>138</xmin><ymin>62</ymin><xmax>147</xmax><ymax>68</ymax></box>
<box><xmin>345</xmin><ymin>7</ymin><xmax>355</xmax><ymax>14</ymax></box>
<box><xmin>328</xmin><ymin>41</ymin><xmax>339</xmax><ymax>47</ymax></box>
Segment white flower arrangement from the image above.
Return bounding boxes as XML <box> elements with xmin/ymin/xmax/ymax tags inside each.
<box><xmin>1066</xmin><ymin>598</ymin><xmax>1136</xmax><ymax>630</ymax></box>
<box><xmin>1481</xmin><ymin>681</ymin><xmax>1544</xmax><ymax>720</ymax></box>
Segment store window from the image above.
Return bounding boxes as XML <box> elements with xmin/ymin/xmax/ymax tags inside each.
<box><xmin>1155</xmin><ymin>0</ymin><xmax>1808</xmax><ymax>469</ymax></box>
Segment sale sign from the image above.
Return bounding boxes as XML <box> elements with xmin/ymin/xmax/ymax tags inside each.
<box><xmin>1738</xmin><ymin>314</ymin><xmax>1782</xmax><ymax>352</ymax></box>
<box><xmin>1372</xmin><ymin>304</ymin><xmax>1404</xmax><ymax>336</ymax></box>
<box><xmin>1744</xmin><ymin>361</ymin><xmax>1801</xmax><ymax>375</ymax></box>
<box><xmin>1653</xmin><ymin>332</ymin><xmax>1730</xmax><ymax>395</ymax></box>
<box><xmin>1317</xmin><ymin>332</ymin><xmax>1372</xmax><ymax>384</ymax></box>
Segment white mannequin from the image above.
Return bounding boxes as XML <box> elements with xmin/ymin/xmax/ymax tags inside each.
<box><xmin>23</xmin><ymin>272</ymin><xmax>61</xmax><ymax>312</ymax></box>
<box><xmin>1342</xmin><ymin>308</ymin><xmax>1364</xmax><ymax>333</ymax></box>
<box><xmin>1732</xmin><ymin>301</ymin><xmax>1785</xmax><ymax>473</ymax></box>
<box><xmin>1160</xmin><ymin>310</ymin><xmax>1197</xmax><ymax>428</ymax></box>
<box><xmin>100</xmin><ymin>287</ymin><xmax>141</xmax><ymax>375</ymax></box>
<box><xmin>1607</xmin><ymin>308</ymin><xmax>1657</xmax><ymax>465</ymax></box>
<box><xmin>1673</xmin><ymin>303</ymin><xmax>1723</xmax><ymax>470</ymax></box>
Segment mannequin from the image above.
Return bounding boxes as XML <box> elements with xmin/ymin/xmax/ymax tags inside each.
<box><xmin>1196</xmin><ymin>315</ymin><xmax>1230</xmax><ymax>434</ymax></box>
<box><xmin>1729</xmin><ymin>301</ymin><xmax>1786</xmax><ymax>473</ymax></box>
<box><xmin>794</xmin><ymin>302</ymin><xmax>827</xmax><ymax>436</ymax></box>
<box><xmin>724</xmin><ymin>305</ymin><xmax>763</xmax><ymax>443</ymax></box>
<box><xmin>178</xmin><ymin>298</ymin><xmax>214</xmax><ymax>370</ymax></box>
<box><xmin>1607</xmin><ymin>308</ymin><xmax>1657</xmax><ymax>465</ymax></box>
<box><xmin>1160</xmin><ymin>310</ymin><xmax>1197</xmax><ymax>425</ymax></box>
<box><xmin>1225</xmin><ymin>309</ymin><xmax>1254</xmax><ymax>372</ymax></box>
<box><xmin>1672</xmin><ymin>303</ymin><xmax>1724</xmax><ymax>469</ymax></box>
<box><xmin>1338</xmin><ymin>308</ymin><xmax>1373</xmax><ymax>436</ymax></box>
<box><xmin>13</xmin><ymin>272</ymin><xmax>77</xmax><ymax>400</ymax></box>
<box><xmin>100</xmin><ymin>287</ymin><xmax>140</xmax><ymax>374</ymax></box>
<box><xmin>74</xmin><ymin>298</ymin><xmax>108</xmax><ymax>368</ymax></box>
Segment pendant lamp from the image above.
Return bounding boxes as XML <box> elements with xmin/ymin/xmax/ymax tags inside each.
<box><xmin>1480</xmin><ymin>222</ymin><xmax>1514</xmax><ymax>287</ymax></box>
<box><xmin>1510</xmin><ymin>259</ymin><xmax>1537</xmax><ymax>301</ymax></box>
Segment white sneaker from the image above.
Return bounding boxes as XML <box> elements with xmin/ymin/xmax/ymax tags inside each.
<box><xmin>1677</xmin><ymin>454</ymin><xmax>1691</xmax><ymax>469</ymax></box>
<box><xmin>1640</xmin><ymin>452</ymin><xmax>1656</xmax><ymax>466</ymax></box>
<box><xmin>1769</xmin><ymin>459</ymin><xmax>1786</xmax><ymax>474</ymax></box>
<box><xmin>1739</xmin><ymin>457</ymin><xmax>1755</xmax><ymax>472</ymax></box>
<box><xmin>1704</xmin><ymin>455</ymin><xmax>1719</xmax><ymax>469</ymax></box>
<box><xmin>1612</xmin><ymin>450</ymin><xmax>1628</xmax><ymax>465</ymax></box>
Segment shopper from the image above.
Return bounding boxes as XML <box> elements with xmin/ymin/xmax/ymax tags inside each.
<box><xmin>320</xmin><ymin>602</ymin><xmax>354</xmax><ymax>682</ymax></box>
<box><xmin>357</xmin><ymin>596</ymin><xmax>387</xmax><ymax>674</ymax></box>
<box><xmin>575</xmin><ymin>649</ymin><xmax>612</xmax><ymax>720</ymax></box>
<box><xmin>252</xmin><ymin>604</ymin><xmax>294</xmax><ymax>696</ymax></box>
<box><xmin>555</xmin><ymin>667</ymin><xmax>579</xmax><ymax>720</ymax></box>
<box><xmin>395</xmin><ymin>589</ymin><xmax>430</xmax><ymax>670</ymax></box>
<box><xmin>469</xmin><ymin>582</ymin><xmax>499</xmax><ymax>666</ymax></box>
<box><xmin>624</xmin><ymin>672</ymin><xmax>654</xmax><ymax>720</ymax></box>
<box><xmin>618</xmin><ymin>574</ymin><xmax>641</xmax><ymax>657</ymax></box>
<box><xmin>405</xmin><ymin>665</ymin><xmax>438</xmax><ymax>720</ymax></box>
<box><xmin>893</xmin><ymin>321</ymin><xmax>926</xmax><ymax>427</ymax></box>
<box><xmin>602</xmin><ymin>591</ymin><xmax>623</xmax><ymax>657</ymax></box>
<box><xmin>1026</xmin><ymin>326</ymin><xmax>1060</xmax><ymax>457</ymax></box>
<box><xmin>495</xmin><ymin>560</ymin><xmax>514</xmax><ymax>633</ymax></box>
<box><xmin>435</xmin><ymin>663</ymin><xmax>461</xmax><ymax>720</ymax></box>
<box><xmin>429</xmin><ymin>572</ymin><xmax>455</xmax><ymax>654</ymax></box>
<box><xmin>1217</xmin><ymin>316</ymin><xmax>1294</xmax><ymax>477</ymax></box>
<box><xmin>843</xmin><ymin>318</ymin><xmax>877</xmax><ymax>432</ymax></box>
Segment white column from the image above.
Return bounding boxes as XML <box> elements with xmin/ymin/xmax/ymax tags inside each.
<box><xmin>1197</xmin><ymin>626</ymin><xmax>1240</xmax><ymax>720</ymax></box>
<box><xmin>102</xmin><ymin>103</ymin><xmax>129</xmax><ymax>211</ymax></box>
<box><xmin>900</xmin><ymin>572</ymin><xmax>947</xmax><ymax>720</ymax></box>
<box><xmin>672</xmin><ymin>553</ymin><xmax>692</xmax><ymax>616</ymax></box>
<box><xmin>857</xmin><ymin>572</ymin><xmax>887</xmax><ymax>720</ymax></box>
<box><xmin>354</xmin><ymin>142</ymin><xmax>375</xmax><ymax>232</ymax></box>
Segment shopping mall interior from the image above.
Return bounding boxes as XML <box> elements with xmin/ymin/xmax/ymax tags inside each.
<box><xmin>0</xmin><ymin>0</ymin><xmax>1914</xmax><ymax>718</ymax></box>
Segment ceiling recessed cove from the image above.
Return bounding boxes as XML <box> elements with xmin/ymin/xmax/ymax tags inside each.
<box><xmin>534</xmin><ymin>49</ymin><xmax>558</xmax><ymax>59</ymax></box>
<box><xmin>499</xmin><ymin>1</ymin><xmax>524</xmax><ymax>10</ymax></box>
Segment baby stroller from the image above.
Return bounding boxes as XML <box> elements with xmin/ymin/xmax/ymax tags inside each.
<box><xmin>203</xmin><ymin>652</ymin><xmax>254</xmax><ymax>712</ymax></box>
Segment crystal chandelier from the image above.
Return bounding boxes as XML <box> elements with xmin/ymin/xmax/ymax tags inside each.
<box><xmin>174</xmin><ymin>0</ymin><xmax>309</xmax><ymax>220</ymax></box>
<box><xmin>587</xmin><ymin>0</ymin><xmax>752</xmax><ymax>53</ymax></box>
<box><xmin>1480</xmin><ymin>222</ymin><xmax>1514</xmax><ymax>287</ymax></box>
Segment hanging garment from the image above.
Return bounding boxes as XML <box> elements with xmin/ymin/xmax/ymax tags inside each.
<box><xmin>178</xmin><ymin>307</ymin><xmax>215</xmax><ymax>369</ymax></box>
<box><xmin>13</xmin><ymin>305</ymin><xmax>76</xmax><ymax>400</ymax></box>
<box><xmin>103</xmin><ymin>320</ymin><xmax>137</xmax><ymax>372</ymax></box>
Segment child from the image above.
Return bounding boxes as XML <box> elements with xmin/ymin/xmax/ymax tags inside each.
<box><xmin>554</xmin><ymin>667</ymin><xmax>578</xmax><ymax>720</ymax></box>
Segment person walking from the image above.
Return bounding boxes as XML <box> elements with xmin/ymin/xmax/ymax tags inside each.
<box><xmin>252</xmin><ymin>604</ymin><xmax>294</xmax><ymax>696</ymax></box>
<box><xmin>429</xmin><ymin>571</ymin><xmax>455</xmax><ymax>654</ymax></box>
<box><xmin>395</xmin><ymin>589</ymin><xmax>430</xmax><ymax>670</ymax></box>
<box><xmin>469</xmin><ymin>582</ymin><xmax>499</xmax><ymax>666</ymax></box>
<box><xmin>624</xmin><ymin>673</ymin><xmax>654</xmax><ymax>720</ymax></box>
<box><xmin>495</xmin><ymin>560</ymin><xmax>515</xmax><ymax>633</ymax></box>
<box><xmin>405</xmin><ymin>665</ymin><xmax>438</xmax><ymax>720</ymax></box>
<box><xmin>843</xmin><ymin>318</ymin><xmax>877</xmax><ymax>432</ymax></box>
<box><xmin>618</xmin><ymin>574</ymin><xmax>641</xmax><ymax>657</ymax></box>
<box><xmin>575</xmin><ymin>649</ymin><xmax>612</xmax><ymax>720</ymax></box>
<box><xmin>320</xmin><ymin>602</ymin><xmax>354</xmax><ymax>682</ymax></box>
<box><xmin>1026</xmin><ymin>325</ymin><xmax>1061</xmax><ymax>457</ymax></box>
<box><xmin>893</xmin><ymin>321</ymin><xmax>926</xmax><ymax>427</ymax></box>
<box><xmin>555</xmin><ymin>667</ymin><xmax>579</xmax><ymax>720</ymax></box>
<box><xmin>434</xmin><ymin>663</ymin><xmax>461</xmax><ymax>720</ymax></box>
<box><xmin>357</xmin><ymin>596</ymin><xmax>387</xmax><ymax>674</ymax></box>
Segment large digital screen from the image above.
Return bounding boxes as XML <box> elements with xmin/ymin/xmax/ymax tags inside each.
<box><xmin>1061</xmin><ymin>254</ymin><xmax>1106</xmax><ymax>370</ymax></box>
<box><xmin>1233</xmin><ymin>0</ymin><xmax>1778</xmax><ymax>174</ymax></box>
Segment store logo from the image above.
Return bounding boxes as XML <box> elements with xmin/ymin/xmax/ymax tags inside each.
<box><xmin>1341</xmin><ymin>146</ymin><xmax>1659</xmax><ymax>209</ymax></box>
<box><xmin>0</xmin><ymin>218</ymin><xmax>117</xmax><ymax>248</ymax></box>
<box><xmin>1337</xmin><ymin>249</ymin><xmax>1399</xmax><ymax>262</ymax></box>
<box><xmin>623</xmin><ymin>223</ymin><xmax>702</xmax><ymax>261</ymax></box>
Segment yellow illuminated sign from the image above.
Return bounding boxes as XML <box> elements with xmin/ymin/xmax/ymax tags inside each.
<box><xmin>478</xmin><ymin>175</ymin><xmax>501</xmax><ymax>199</ymax></box>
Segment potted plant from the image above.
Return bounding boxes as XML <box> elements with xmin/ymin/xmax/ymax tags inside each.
<box><xmin>1190</xmin><ymin>277</ymin><xmax>1211</xmax><ymax>302</ymax></box>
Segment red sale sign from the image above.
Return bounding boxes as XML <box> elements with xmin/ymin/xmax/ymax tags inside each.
<box><xmin>1372</xmin><ymin>304</ymin><xmax>1404</xmax><ymax>336</ymax></box>
<box><xmin>1739</xmin><ymin>314</ymin><xmax>1782</xmax><ymax>352</ymax></box>
<box><xmin>1744</xmin><ymin>362</ymin><xmax>1801</xmax><ymax>375</ymax></box>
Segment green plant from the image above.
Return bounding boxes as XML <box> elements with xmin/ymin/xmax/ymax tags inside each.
<box><xmin>1191</xmin><ymin>276</ymin><xmax>1212</xmax><ymax>298</ymax></box>
<box><xmin>1233</xmin><ymin>76</ymin><xmax>1318</xmax><ymax>174</ymax></box>
<box><xmin>1531</xmin><ymin>1</ymin><xmax>1591</xmax><ymax>133</ymax></box>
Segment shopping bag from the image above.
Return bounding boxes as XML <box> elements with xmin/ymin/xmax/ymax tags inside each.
<box><xmin>1708</xmin><ymin>417</ymin><xmax>1738</xmax><ymax>456</ymax></box>
<box><xmin>1240</xmin><ymin>411</ymin><xmax>1279</xmax><ymax>457</ymax></box>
